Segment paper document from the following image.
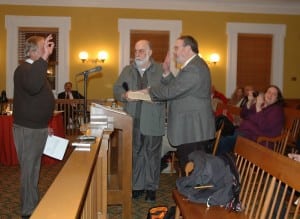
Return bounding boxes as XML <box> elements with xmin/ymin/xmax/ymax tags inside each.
<box><xmin>43</xmin><ymin>135</ymin><xmax>69</xmax><ymax>160</ymax></box>
<box><xmin>127</xmin><ymin>91</ymin><xmax>152</xmax><ymax>102</ymax></box>
<box><xmin>72</xmin><ymin>141</ymin><xmax>94</xmax><ymax>147</ymax></box>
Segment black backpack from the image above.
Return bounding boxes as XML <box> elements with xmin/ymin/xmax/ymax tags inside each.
<box><xmin>176</xmin><ymin>151</ymin><xmax>241</xmax><ymax>211</ymax></box>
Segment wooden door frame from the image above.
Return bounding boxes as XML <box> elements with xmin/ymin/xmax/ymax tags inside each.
<box><xmin>5</xmin><ymin>15</ymin><xmax>71</xmax><ymax>98</ymax></box>
<box><xmin>226</xmin><ymin>22</ymin><xmax>286</xmax><ymax>97</ymax></box>
<box><xmin>118</xmin><ymin>18</ymin><xmax>182</xmax><ymax>75</ymax></box>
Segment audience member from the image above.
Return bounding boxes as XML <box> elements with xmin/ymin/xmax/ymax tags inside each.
<box><xmin>211</xmin><ymin>85</ymin><xmax>228</xmax><ymax>111</ymax></box>
<box><xmin>228</xmin><ymin>87</ymin><xmax>244</xmax><ymax>107</ymax></box>
<box><xmin>113</xmin><ymin>40</ymin><xmax>165</xmax><ymax>202</ymax></box>
<box><xmin>239</xmin><ymin>85</ymin><xmax>255</xmax><ymax>108</ymax></box>
<box><xmin>216</xmin><ymin>85</ymin><xmax>285</xmax><ymax>155</ymax></box>
<box><xmin>58</xmin><ymin>82</ymin><xmax>84</xmax><ymax>128</ymax></box>
<box><xmin>12</xmin><ymin>34</ymin><xmax>55</xmax><ymax>219</ymax></box>
<box><xmin>142</xmin><ymin>35</ymin><xmax>215</xmax><ymax>175</ymax></box>
<box><xmin>58</xmin><ymin>81</ymin><xmax>84</xmax><ymax>99</ymax></box>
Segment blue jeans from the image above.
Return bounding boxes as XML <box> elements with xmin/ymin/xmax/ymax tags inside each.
<box><xmin>216</xmin><ymin>131</ymin><xmax>240</xmax><ymax>155</ymax></box>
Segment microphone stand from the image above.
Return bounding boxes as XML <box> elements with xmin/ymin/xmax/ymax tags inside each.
<box><xmin>83</xmin><ymin>72</ymin><xmax>88</xmax><ymax>124</ymax></box>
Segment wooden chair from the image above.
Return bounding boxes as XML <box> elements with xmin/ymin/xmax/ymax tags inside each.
<box><xmin>284</xmin><ymin>107</ymin><xmax>300</xmax><ymax>152</ymax></box>
<box><xmin>256</xmin><ymin>129</ymin><xmax>290</xmax><ymax>155</ymax></box>
<box><xmin>172</xmin><ymin>126</ymin><xmax>223</xmax><ymax>177</ymax></box>
<box><xmin>212</xmin><ymin>126</ymin><xmax>223</xmax><ymax>155</ymax></box>
<box><xmin>215</xmin><ymin>102</ymin><xmax>241</xmax><ymax>126</ymax></box>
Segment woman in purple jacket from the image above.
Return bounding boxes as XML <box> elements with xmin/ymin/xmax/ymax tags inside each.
<box><xmin>216</xmin><ymin>85</ymin><xmax>285</xmax><ymax>155</ymax></box>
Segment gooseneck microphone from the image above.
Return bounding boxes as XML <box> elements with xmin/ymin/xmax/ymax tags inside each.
<box><xmin>0</xmin><ymin>90</ymin><xmax>8</xmax><ymax>103</ymax></box>
<box><xmin>122</xmin><ymin>82</ymin><xmax>129</xmax><ymax>91</ymax></box>
<box><xmin>76</xmin><ymin>66</ymin><xmax>102</xmax><ymax>76</ymax></box>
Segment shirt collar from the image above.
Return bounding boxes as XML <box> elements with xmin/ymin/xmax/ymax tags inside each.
<box><xmin>181</xmin><ymin>54</ymin><xmax>196</xmax><ymax>69</ymax></box>
<box><xmin>25</xmin><ymin>59</ymin><xmax>34</xmax><ymax>64</ymax></box>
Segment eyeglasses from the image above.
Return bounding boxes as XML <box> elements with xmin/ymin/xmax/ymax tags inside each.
<box><xmin>134</xmin><ymin>49</ymin><xmax>146</xmax><ymax>55</ymax></box>
<box><xmin>174</xmin><ymin>44</ymin><xmax>186</xmax><ymax>51</ymax></box>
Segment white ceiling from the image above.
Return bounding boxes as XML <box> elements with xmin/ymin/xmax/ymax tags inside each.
<box><xmin>0</xmin><ymin>0</ymin><xmax>300</xmax><ymax>15</ymax></box>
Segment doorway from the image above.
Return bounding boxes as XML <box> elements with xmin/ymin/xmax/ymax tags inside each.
<box><xmin>130</xmin><ymin>30</ymin><xmax>169</xmax><ymax>63</ymax></box>
<box><xmin>226</xmin><ymin>22</ymin><xmax>286</xmax><ymax>97</ymax></box>
<box><xmin>118</xmin><ymin>18</ymin><xmax>182</xmax><ymax>74</ymax></box>
<box><xmin>237</xmin><ymin>33</ymin><xmax>273</xmax><ymax>92</ymax></box>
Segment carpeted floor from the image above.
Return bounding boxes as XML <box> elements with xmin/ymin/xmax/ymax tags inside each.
<box><xmin>0</xmin><ymin>146</ymin><xmax>177</xmax><ymax>219</ymax></box>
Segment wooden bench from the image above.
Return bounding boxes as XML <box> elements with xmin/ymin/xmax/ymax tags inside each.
<box><xmin>173</xmin><ymin>136</ymin><xmax>300</xmax><ymax>219</ymax></box>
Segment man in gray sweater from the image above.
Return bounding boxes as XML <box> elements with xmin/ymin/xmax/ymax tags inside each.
<box><xmin>13</xmin><ymin>34</ymin><xmax>55</xmax><ymax>219</ymax></box>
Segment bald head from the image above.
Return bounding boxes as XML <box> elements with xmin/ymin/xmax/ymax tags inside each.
<box><xmin>134</xmin><ymin>40</ymin><xmax>153</xmax><ymax>68</ymax></box>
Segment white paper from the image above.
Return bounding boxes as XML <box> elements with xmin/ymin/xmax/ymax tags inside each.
<box><xmin>75</xmin><ymin>147</ymin><xmax>91</xmax><ymax>151</ymax></box>
<box><xmin>43</xmin><ymin>135</ymin><xmax>69</xmax><ymax>160</ymax></box>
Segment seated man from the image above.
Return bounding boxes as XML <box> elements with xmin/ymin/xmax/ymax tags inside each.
<box><xmin>58</xmin><ymin>82</ymin><xmax>84</xmax><ymax>128</ymax></box>
<box><xmin>58</xmin><ymin>82</ymin><xmax>84</xmax><ymax>99</ymax></box>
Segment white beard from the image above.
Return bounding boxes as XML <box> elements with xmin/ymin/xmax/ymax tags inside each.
<box><xmin>135</xmin><ymin>55</ymin><xmax>149</xmax><ymax>68</ymax></box>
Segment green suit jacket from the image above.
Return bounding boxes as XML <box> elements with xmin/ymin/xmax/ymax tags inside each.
<box><xmin>113</xmin><ymin>61</ymin><xmax>165</xmax><ymax>136</ymax></box>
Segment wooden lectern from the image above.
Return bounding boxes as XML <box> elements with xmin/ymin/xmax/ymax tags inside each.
<box><xmin>31</xmin><ymin>104</ymin><xmax>132</xmax><ymax>219</ymax></box>
<box><xmin>90</xmin><ymin>104</ymin><xmax>133</xmax><ymax>218</ymax></box>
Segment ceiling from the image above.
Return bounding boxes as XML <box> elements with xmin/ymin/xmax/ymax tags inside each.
<box><xmin>0</xmin><ymin>0</ymin><xmax>300</xmax><ymax>15</ymax></box>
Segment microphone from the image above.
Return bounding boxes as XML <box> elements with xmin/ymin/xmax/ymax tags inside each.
<box><xmin>76</xmin><ymin>66</ymin><xmax>102</xmax><ymax>76</ymax></box>
<box><xmin>0</xmin><ymin>90</ymin><xmax>7</xmax><ymax>103</ymax></box>
<box><xmin>122</xmin><ymin>82</ymin><xmax>129</xmax><ymax>91</ymax></box>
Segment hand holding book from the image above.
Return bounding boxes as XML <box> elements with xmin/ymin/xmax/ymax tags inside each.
<box><xmin>127</xmin><ymin>90</ymin><xmax>152</xmax><ymax>102</ymax></box>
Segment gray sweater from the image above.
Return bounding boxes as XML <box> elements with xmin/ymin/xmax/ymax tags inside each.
<box><xmin>13</xmin><ymin>58</ymin><xmax>55</xmax><ymax>129</ymax></box>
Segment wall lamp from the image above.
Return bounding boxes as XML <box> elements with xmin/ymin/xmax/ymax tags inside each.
<box><xmin>79</xmin><ymin>51</ymin><xmax>108</xmax><ymax>63</ymax></box>
<box><xmin>198</xmin><ymin>53</ymin><xmax>220</xmax><ymax>65</ymax></box>
<box><xmin>209</xmin><ymin>53</ymin><xmax>220</xmax><ymax>65</ymax></box>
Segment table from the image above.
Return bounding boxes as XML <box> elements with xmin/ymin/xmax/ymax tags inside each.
<box><xmin>0</xmin><ymin>113</ymin><xmax>65</xmax><ymax>166</ymax></box>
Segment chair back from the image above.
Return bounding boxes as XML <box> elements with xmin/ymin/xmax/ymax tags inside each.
<box><xmin>256</xmin><ymin>129</ymin><xmax>290</xmax><ymax>155</ymax></box>
<box><xmin>212</xmin><ymin>126</ymin><xmax>223</xmax><ymax>155</ymax></box>
<box><xmin>284</xmin><ymin>107</ymin><xmax>300</xmax><ymax>151</ymax></box>
<box><xmin>184</xmin><ymin>161</ymin><xmax>194</xmax><ymax>176</ymax></box>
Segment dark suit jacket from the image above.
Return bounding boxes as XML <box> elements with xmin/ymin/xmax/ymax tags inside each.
<box><xmin>57</xmin><ymin>90</ymin><xmax>84</xmax><ymax>99</ymax></box>
<box><xmin>150</xmin><ymin>55</ymin><xmax>215</xmax><ymax>146</ymax></box>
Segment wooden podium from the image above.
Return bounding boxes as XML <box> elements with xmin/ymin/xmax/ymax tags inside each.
<box><xmin>90</xmin><ymin>104</ymin><xmax>133</xmax><ymax>218</ymax></box>
<box><xmin>31</xmin><ymin>104</ymin><xmax>132</xmax><ymax>219</ymax></box>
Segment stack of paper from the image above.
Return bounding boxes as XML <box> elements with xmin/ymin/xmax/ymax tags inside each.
<box><xmin>72</xmin><ymin>135</ymin><xmax>96</xmax><ymax>151</ymax></box>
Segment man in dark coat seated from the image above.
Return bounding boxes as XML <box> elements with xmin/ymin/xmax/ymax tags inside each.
<box><xmin>58</xmin><ymin>81</ymin><xmax>84</xmax><ymax>128</ymax></box>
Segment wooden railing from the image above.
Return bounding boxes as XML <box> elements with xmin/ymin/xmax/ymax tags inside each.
<box><xmin>31</xmin><ymin>132</ymin><xmax>110</xmax><ymax>219</ymax></box>
<box><xmin>30</xmin><ymin>104</ymin><xmax>133</xmax><ymax>219</ymax></box>
<box><xmin>173</xmin><ymin>136</ymin><xmax>300</xmax><ymax>219</ymax></box>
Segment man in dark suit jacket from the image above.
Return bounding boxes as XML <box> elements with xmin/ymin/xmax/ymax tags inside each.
<box><xmin>58</xmin><ymin>82</ymin><xmax>84</xmax><ymax>128</ymax></box>
<box><xmin>147</xmin><ymin>35</ymin><xmax>216</xmax><ymax>175</ymax></box>
<box><xmin>58</xmin><ymin>81</ymin><xmax>84</xmax><ymax>99</ymax></box>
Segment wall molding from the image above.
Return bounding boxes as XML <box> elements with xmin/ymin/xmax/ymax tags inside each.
<box><xmin>0</xmin><ymin>0</ymin><xmax>300</xmax><ymax>15</ymax></box>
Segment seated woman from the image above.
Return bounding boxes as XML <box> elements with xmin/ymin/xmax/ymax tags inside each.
<box><xmin>216</xmin><ymin>85</ymin><xmax>285</xmax><ymax>155</ymax></box>
<box><xmin>228</xmin><ymin>87</ymin><xmax>244</xmax><ymax>107</ymax></box>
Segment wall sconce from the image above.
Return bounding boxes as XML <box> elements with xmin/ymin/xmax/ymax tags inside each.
<box><xmin>97</xmin><ymin>51</ymin><xmax>108</xmax><ymax>63</ymax></box>
<box><xmin>78</xmin><ymin>50</ymin><xmax>108</xmax><ymax>63</ymax></box>
<box><xmin>79</xmin><ymin>51</ymin><xmax>89</xmax><ymax>63</ymax></box>
<box><xmin>209</xmin><ymin>53</ymin><xmax>220</xmax><ymax>65</ymax></box>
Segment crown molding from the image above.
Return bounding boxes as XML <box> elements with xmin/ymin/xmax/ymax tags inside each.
<box><xmin>1</xmin><ymin>0</ymin><xmax>300</xmax><ymax>15</ymax></box>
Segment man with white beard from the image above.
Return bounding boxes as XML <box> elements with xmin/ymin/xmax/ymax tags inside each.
<box><xmin>113</xmin><ymin>40</ymin><xmax>165</xmax><ymax>202</ymax></box>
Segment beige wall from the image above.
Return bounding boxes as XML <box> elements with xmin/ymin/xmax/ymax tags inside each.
<box><xmin>0</xmin><ymin>5</ymin><xmax>300</xmax><ymax>99</ymax></box>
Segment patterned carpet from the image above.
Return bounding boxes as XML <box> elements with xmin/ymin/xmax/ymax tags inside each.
<box><xmin>0</xmin><ymin>146</ymin><xmax>178</xmax><ymax>219</ymax></box>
